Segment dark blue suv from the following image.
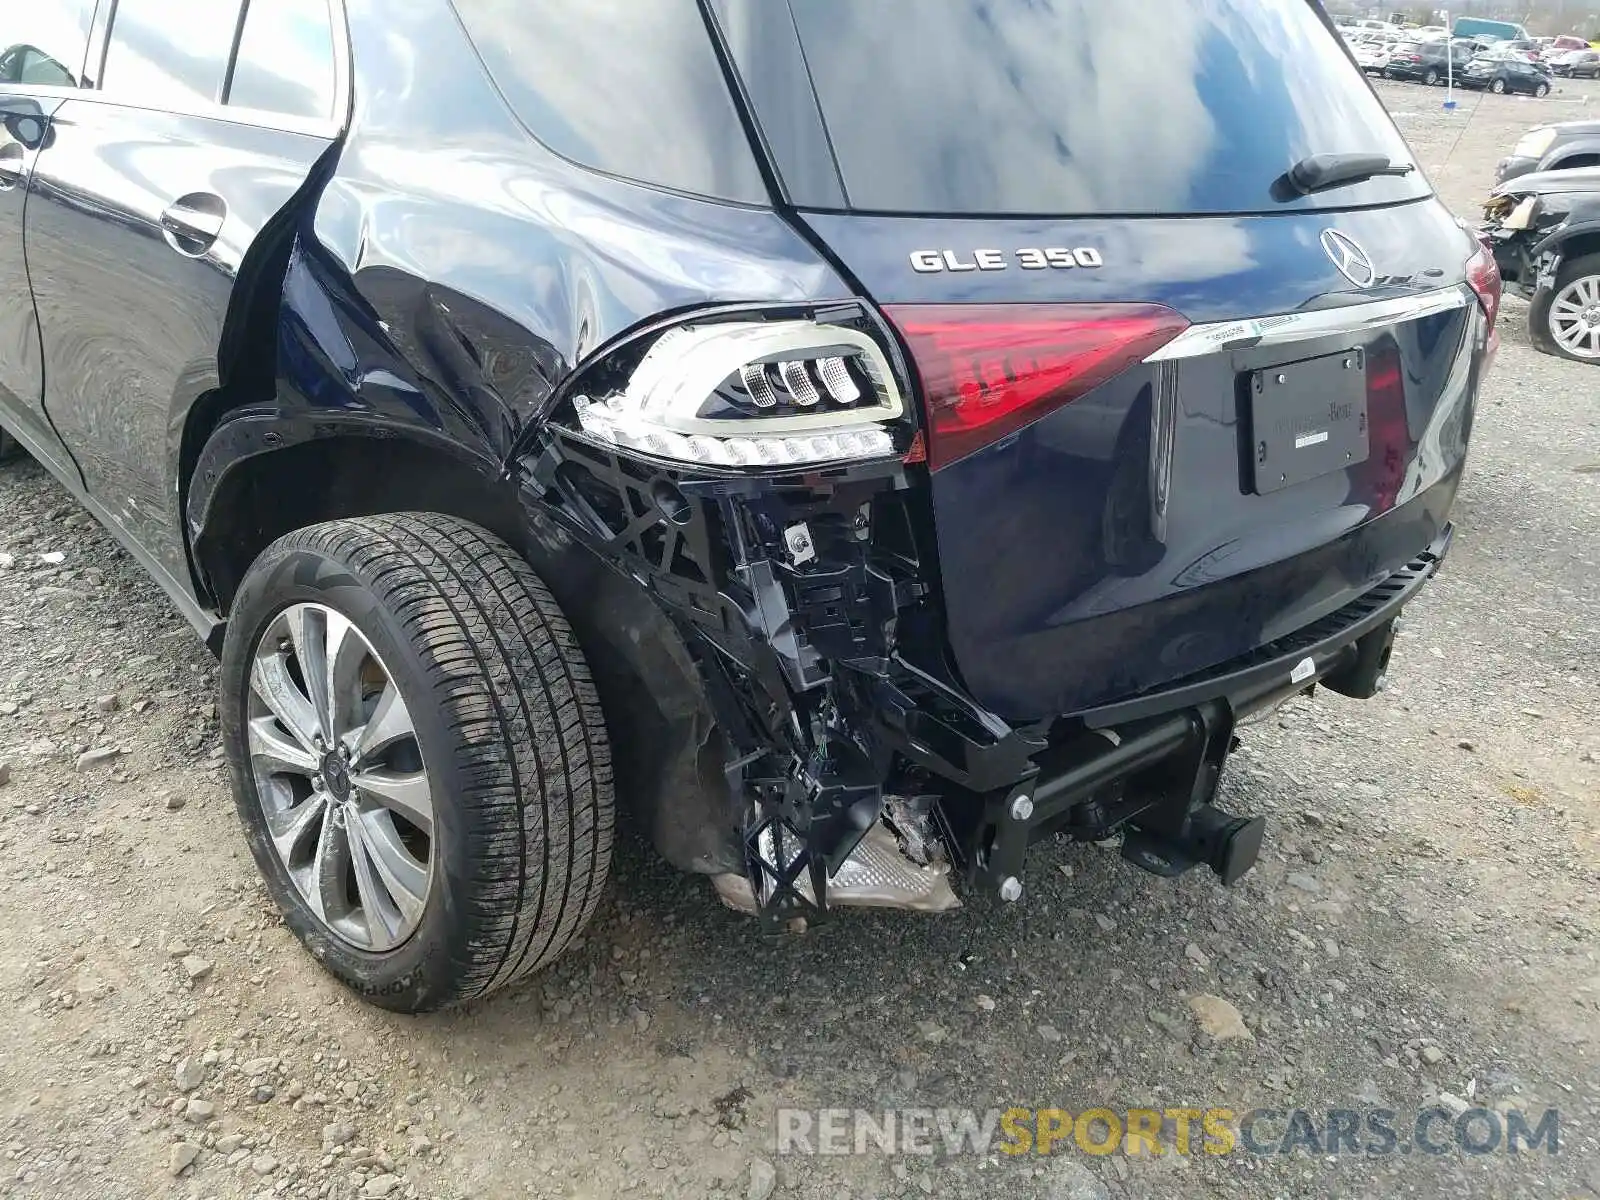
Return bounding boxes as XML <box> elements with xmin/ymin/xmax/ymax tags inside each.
<box><xmin>0</xmin><ymin>0</ymin><xmax>1499</xmax><ymax>1010</ymax></box>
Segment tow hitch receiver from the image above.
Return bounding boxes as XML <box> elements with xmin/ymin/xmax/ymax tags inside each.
<box><xmin>975</xmin><ymin>700</ymin><xmax>1264</xmax><ymax>897</ymax></box>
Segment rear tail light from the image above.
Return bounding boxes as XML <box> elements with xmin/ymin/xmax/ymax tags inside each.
<box><xmin>1463</xmin><ymin>225</ymin><xmax>1503</xmax><ymax>372</ymax></box>
<box><xmin>568</xmin><ymin>317</ymin><xmax>904</xmax><ymax>469</ymax></box>
<box><xmin>884</xmin><ymin>304</ymin><xmax>1189</xmax><ymax>470</ymax></box>
<box><xmin>1465</xmin><ymin>233</ymin><xmax>1503</xmax><ymax>333</ymax></box>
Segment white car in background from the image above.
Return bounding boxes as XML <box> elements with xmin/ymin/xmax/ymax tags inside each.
<box><xmin>1353</xmin><ymin>37</ymin><xmax>1393</xmax><ymax>73</ymax></box>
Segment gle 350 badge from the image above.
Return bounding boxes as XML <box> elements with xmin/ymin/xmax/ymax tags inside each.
<box><xmin>909</xmin><ymin>247</ymin><xmax>1105</xmax><ymax>273</ymax></box>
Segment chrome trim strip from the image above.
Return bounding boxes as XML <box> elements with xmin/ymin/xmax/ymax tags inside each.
<box><xmin>1146</xmin><ymin>287</ymin><xmax>1470</xmax><ymax>362</ymax></box>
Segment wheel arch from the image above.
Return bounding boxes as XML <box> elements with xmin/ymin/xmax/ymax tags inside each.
<box><xmin>1532</xmin><ymin>221</ymin><xmax>1600</xmax><ymax>263</ymax></box>
<box><xmin>187</xmin><ymin>415</ymin><xmax>523</xmax><ymax>613</ymax></box>
<box><xmin>187</xmin><ymin>415</ymin><xmax>744</xmax><ymax>877</ymax></box>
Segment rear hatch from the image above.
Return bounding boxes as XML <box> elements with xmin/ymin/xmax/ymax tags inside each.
<box><xmin>712</xmin><ymin>0</ymin><xmax>1492</xmax><ymax>721</ymax></box>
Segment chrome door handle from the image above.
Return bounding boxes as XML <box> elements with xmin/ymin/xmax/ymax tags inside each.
<box><xmin>159</xmin><ymin>193</ymin><xmax>227</xmax><ymax>253</ymax></box>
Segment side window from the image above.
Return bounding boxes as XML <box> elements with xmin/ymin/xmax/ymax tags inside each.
<box><xmin>0</xmin><ymin>0</ymin><xmax>94</xmax><ymax>88</ymax></box>
<box><xmin>227</xmin><ymin>0</ymin><xmax>338</xmax><ymax>122</ymax></box>
<box><xmin>451</xmin><ymin>0</ymin><xmax>767</xmax><ymax>204</ymax></box>
<box><xmin>100</xmin><ymin>0</ymin><xmax>245</xmax><ymax>110</ymax></box>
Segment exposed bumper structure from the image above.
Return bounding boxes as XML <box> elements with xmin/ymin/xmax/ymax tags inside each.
<box><xmin>520</xmin><ymin>416</ymin><xmax>1453</xmax><ymax>926</ymax></box>
<box><xmin>971</xmin><ymin>529</ymin><xmax>1448</xmax><ymax>900</ymax></box>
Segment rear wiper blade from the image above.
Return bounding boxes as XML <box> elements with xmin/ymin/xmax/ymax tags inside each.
<box><xmin>1278</xmin><ymin>152</ymin><xmax>1416</xmax><ymax>198</ymax></box>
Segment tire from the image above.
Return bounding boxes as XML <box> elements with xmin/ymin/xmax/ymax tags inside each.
<box><xmin>0</xmin><ymin>427</ymin><xmax>22</xmax><ymax>463</ymax></box>
<box><xmin>1529</xmin><ymin>252</ymin><xmax>1600</xmax><ymax>364</ymax></box>
<box><xmin>1424</xmin><ymin>68</ymin><xmax>1441</xmax><ymax>85</ymax></box>
<box><xmin>1534</xmin><ymin>83</ymin><xmax>1550</xmax><ymax>98</ymax></box>
<box><xmin>1490</xmin><ymin>78</ymin><xmax>1507</xmax><ymax>93</ymax></box>
<box><xmin>220</xmin><ymin>513</ymin><xmax>615</xmax><ymax>1012</ymax></box>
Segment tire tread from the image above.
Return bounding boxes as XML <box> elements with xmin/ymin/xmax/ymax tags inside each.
<box><xmin>265</xmin><ymin>514</ymin><xmax>613</xmax><ymax>1006</ymax></box>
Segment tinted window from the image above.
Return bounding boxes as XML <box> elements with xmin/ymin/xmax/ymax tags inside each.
<box><xmin>762</xmin><ymin>0</ymin><xmax>1430</xmax><ymax>215</ymax></box>
<box><xmin>0</xmin><ymin>0</ymin><xmax>93</xmax><ymax>88</ymax></box>
<box><xmin>451</xmin><ymin>0</ymin><xmax>766</xmax><ymax>204</ymax></box>
<box><xmin>227</xmin><ymin>0</ymin><xmax>337</xmax><ymax>121</ymax></box>
<box><xmin>102</xmin><ymin>0</ymin><xmax>244</xmax><ymax>110</ymax></box>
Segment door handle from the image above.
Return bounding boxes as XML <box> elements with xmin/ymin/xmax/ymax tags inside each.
<box><xmin>0</xmin><ymin>143</ymin><xmax>24</xmax><ymax>190</ymax></box>
<box><xmin>159</xmin><ymin>192</ymin><xmax>227</xmax><ymax>255</ymax></box>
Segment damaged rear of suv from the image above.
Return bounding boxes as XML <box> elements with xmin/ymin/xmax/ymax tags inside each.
<box><xmin>0</xmin><ymin>0</ymin><xmax>1496</xmax><ymax>1011</ymax></box>
<box><xmin>1482</xmin><ymin>166</ymin><xmax>1600</xmax><ymax>361</ymax></box>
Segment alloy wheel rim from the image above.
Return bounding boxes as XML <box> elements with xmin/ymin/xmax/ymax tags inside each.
<box><xmin>1549</xmin><ymin>274</ymin><xmax>1600</xmax><ymax>360</ymax></box>
<box><xmin>247</xmin><ymin>603</ymin><xmax>435</xmax><ymax>951</ymax></box>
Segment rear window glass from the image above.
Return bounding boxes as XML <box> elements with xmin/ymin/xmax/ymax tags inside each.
<box><xmin>450</xmin><ymin>0</ymin><xmax>767</xmax><ymax>205</ymax></box>
<box><xmin>765</xmin><ymin>0</ymin><xmax>1431</xmax><ymax>216</ymax></box>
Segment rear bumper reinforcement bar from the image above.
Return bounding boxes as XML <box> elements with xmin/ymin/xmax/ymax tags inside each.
<box><xmin>968</xmin><ymin>526</ymin><xmax>1453</xmax><ymax>897</ymax></box>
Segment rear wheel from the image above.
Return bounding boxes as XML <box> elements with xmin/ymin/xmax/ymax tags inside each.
<box><xmin>1424</xmin><ymin>67</ymin><xmax>1442</xmax><ymax>85</ymax></box>
<box><xmin>1531</xmin><ymin>253</ymin><xmax>1600</xmax><ymax>364</ymax></box>
<box><xmin>1490</xmin><ymin>77</ymin><xmax>1507</xmax><ymax>93</ymax></box>
<box><xmin>220</xmin><ymin>513</ymin><xmax>615</xmax><ymax>1011</ymax></box>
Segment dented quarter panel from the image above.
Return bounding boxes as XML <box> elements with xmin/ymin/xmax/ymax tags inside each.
<box><xmin>203</xmin><ymin>0</ymin><xmax>887</xmax><ymax>883</ymax></box>
<box><xmin>295</xmin><ymin>0</ymin><xmax>849</xmax><ymax>467</ymax></box>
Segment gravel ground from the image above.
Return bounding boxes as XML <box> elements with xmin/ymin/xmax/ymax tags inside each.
<box><xmin>1</xmin><ymin>78</ymin><xmax>1598</xmax><ymax>1200</ymax></box>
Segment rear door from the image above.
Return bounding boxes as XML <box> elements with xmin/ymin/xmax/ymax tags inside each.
<box><xmin>717</xmin><ymin>0</ymin><xmax>1489</xmax><ymax>722</ymax></box>
<box><xmin>0</xmin><ymin>0</ymin><xmax>94</xmax><ymax>476</ymax></box>
<box><xmin>25</xmin><ymin>0</ymin><xmax>343</xmax><ymax>592</ymax></box>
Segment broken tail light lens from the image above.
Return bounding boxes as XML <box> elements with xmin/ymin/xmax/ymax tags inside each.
<box><xmin>570</xmin><ymin>319</ymin><xmax>904</xmax><ymax>469</ymax></box>
<box><xmin>885</xmin><ymin>304</ymin><xmax>1190</xmax><ymax>470</ymax></box>
<box><xmin>1462</xmin><ymin>223</ymin><xmax>1503</xmax><ymax>370</ymax></box>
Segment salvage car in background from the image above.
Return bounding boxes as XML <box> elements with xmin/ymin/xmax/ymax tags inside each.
<box><xmin>1484</xmin><ymin>168</ymin><xmax>1600</xmax><ymax>361</ymax></box>
<box><xmin>1386</xmin><ymin>38</ymin><xmax>1474</xmax><ymax>84</ymax></box>
<box><xmin>1461</xmin><ymin>48</ymin><xmax>1554</xmax><ymax>96</ymax></box>
<box><xmin>1551</xmin><ymin>49</ymin><xmax>1600</xmax><ymax>78</ymax></box>
<box><xmin>1496</xmin><ymin>121</ymin><xmax>1600</xmax><ymax>183</ymax></box>
<box><xmin>1353</xmin><ymin>36</ymin><xmax>1393</xmax><ymax>74</ymax></box>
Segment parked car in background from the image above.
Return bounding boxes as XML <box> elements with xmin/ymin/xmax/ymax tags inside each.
<box><xmin>1547</xmin><ymin>35</ymin><xmax>1592</xmax><ymax>53</ymax></box>
<box><xmin>1483</xmin><ymin>167</ymin><xmax>1600</xmax><ymax>361</ymax></box>
<box><xmin>1552</xmin><ymin>49</ymin><xmax>1600</xmax><ymax>78</ymax></box>
<box><xmin>1461</xmin><ymin>49</ymin><xmax>1554</xmax><ymax>96</ymax></box>
<box><xmin>1353</xmin><ymin>37</ymin><xmax>1392</xmax><ymax>73</ymax></box>
<box><xmin>1497</xmin><ymin>38</ymin><xmax>1545</xmax><ymax>59</ymax></box>
<box><xmin>1496</xmin><ymin>121</ymin><xmax>1600</xmax><ymax>183</ymax></box>
<box><xmin>1386</xmin><ymin>38</ymin><xmax>1474</xmax><ymax>84</ymax></box>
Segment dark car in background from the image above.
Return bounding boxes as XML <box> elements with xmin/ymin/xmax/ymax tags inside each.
<box><xmin>1483</xmin><ymin>167</ymin><xmax>1600</xmax><ymax>361</ymax></box>
<box><xmin>1496</xmin><ymin>121</ymin><xmax>1600</xmax><ymax>183</ymax></box>
<box><xmin>1551</xmin><ymin>49</ymin><xmax>1600</xmax><ymax>78</ymax></box>
<box><xmin>0</xmin><ymin>0</ymin><xmax>1498</xmax><ymax>1012</ymax></box>
<box><xmin>1461</xmin><ymin>49</ymin><xmax>1555</xmax><ymax>95</ymax></box>
<box><xmin>1386</xmin><ymin>38</ymin><xmax>1475</xmax><ymax>83</ymax></box>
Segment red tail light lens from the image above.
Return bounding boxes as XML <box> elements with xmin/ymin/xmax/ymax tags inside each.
<box><xmin>885</xmin><ymin>304</ymin><xmax>1189</xmax><ymax>470</ymax></box>
<box><xmin>1465</xmin><ymin>230</ymin><xmax>1503</xmax><ymax>370</ymax></box>
<box><xmin>1465</xmin><ymin>234</ymin><xmax>1502</xmax><ymax>332</ymax></box>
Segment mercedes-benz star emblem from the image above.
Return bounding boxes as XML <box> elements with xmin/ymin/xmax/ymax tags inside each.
<box><xmin>1321</xmin><ymin>229</ymin><xmax>1377</xmax><ymax>289</ymax></box>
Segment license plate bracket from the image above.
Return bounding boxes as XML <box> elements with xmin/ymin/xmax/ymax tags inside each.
<box><xmin>1245</xmin><ymin>349</ymin><xmax>1370</xmax><ymax>495</ymax></box>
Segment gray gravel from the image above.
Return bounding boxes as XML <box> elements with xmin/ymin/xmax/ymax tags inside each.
<box><xmin>0</xmin><ymin>78</ymin><xmax>1596</xmax><ymax>1200</ymax></box>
